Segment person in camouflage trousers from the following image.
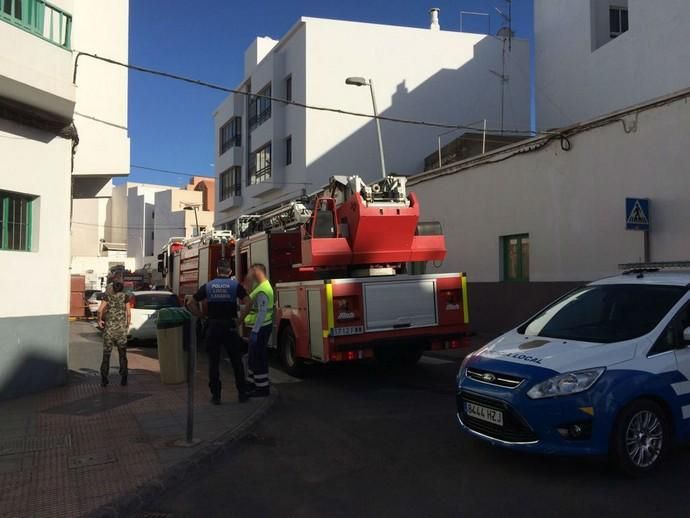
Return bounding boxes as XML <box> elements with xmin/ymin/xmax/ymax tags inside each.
<box><xmin>97</xmin><ymin>281</ymin><xmax>132</xmax><ymax>387</ymax></box>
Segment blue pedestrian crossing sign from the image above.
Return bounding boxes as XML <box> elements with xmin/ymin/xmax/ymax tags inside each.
<box><xmin>626</xmin><ymin>198</ymin><xmax>650</xmax><ymax>231</ymax></box>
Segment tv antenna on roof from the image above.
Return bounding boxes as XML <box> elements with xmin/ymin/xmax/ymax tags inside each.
<box><xmin>491</xmin><ymin>0</ymin><xmax>513</xmax><ymax>135</ymax></box>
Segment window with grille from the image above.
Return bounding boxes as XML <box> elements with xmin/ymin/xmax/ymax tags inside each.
<box><xmin>249</xmin><ymin>83</ymin><xmax>272</xmax><ymax>131</ymax></box>
<box><xmin>609</xmin><ymin>6</ymin><xmax>629</xmax><ymax>38</ymax></box>
<box><xmin>0</xmin><ymin>191</ymin><xmax>34</xmax><ymax>251</ymax></box>
<box><xmin>219</xmin><ymin>167</ymin><xmax>242</xmax><ymax>200</ymax></box>
<box><xmin>219</xmin><ymin>116</ymin><xmax>241</xmax><ymax>155</ymax></box>
<box><xmin>285</xmin><ymin>136</ymin><xmax>292</xmax><ymax>165</ymax></box>
<box><xmin>285</xmin><ymin>75</ymin><xmax>292</xmax><ymax>102</ymax></box>
<box><xmin>249</xmin><ymin>143</ymin><xmax>272</xmax><ymax>185</ymax></box>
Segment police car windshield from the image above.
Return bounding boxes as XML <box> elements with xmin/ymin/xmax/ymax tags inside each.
<box><xmin>519</xmin><ymin>284</ymin><xmax>686</xmax><ymax>344</ymax></box>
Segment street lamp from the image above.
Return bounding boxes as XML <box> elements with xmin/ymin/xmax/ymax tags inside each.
<box><xmin>345</xmin><ymin>76</ymin><xmax>387</xmax><ymax>179</ymax></box>
<box><xmin>182</xmin><ymin>203</ymin><xmax>201</xmax><ymax>237</ymax></box>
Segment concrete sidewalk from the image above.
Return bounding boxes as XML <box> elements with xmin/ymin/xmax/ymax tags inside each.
<box><xmin>0</xmin><ymin>322</ymin><xmax>276</xmax><ymax>518</ymax></box>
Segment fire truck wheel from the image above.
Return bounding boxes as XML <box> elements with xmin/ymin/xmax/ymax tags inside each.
<box><xmin>279</xmin><ymin>326</ymin><xmax>305</xmax><ymax>377</ymax></box>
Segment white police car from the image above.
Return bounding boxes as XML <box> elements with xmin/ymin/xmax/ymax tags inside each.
<box><xmin>457</xmin><ymin>264</ymin><xmax>690</xmax><ymax>474</ymax></box>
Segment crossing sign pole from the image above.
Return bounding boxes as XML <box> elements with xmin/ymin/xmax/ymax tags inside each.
<box><xmin>626</xmin><ymin>198</ymin><xmax>650</xmax><ymax>262</ymax></box>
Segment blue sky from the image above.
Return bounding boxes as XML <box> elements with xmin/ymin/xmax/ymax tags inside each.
<box><xmin>126</xmin><ymin>0</ymin><xmax>534</xmax><ymax>187</ymax></box>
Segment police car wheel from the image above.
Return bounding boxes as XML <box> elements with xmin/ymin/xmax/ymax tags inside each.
<box><xmin>278</xmin><ymin>326</ymin><xmax>304</xmax><ymax>377</ymax></box>
<box><xmin>612</xmin><ymin>399</ymin><xmax>670</xmax><ymax>475</ymax></box>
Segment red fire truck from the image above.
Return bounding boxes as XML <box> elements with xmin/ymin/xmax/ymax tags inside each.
<box><xmin>158</xmin><ymin>232</ymin><xmax>235</xmax><ymax>298</ymax></box>
<box><xmin>234</xmin><ymin>175</ymin><xmax>470</xmax><ymax>375</ymax></box>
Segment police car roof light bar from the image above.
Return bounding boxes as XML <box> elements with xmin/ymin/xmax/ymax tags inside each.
<box><xmin>619</xmin><ymin>261</ymin><xmax>690</xmax><ymax>274</ymax></box>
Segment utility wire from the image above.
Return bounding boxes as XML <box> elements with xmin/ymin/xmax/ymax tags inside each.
<box><xmin>71</xmin><ymin>221</ymin><xmax>192</xmax><ymax>231</ymax></box>
<box><xmin>74</xmin><ymin>52</ymin><xmax>557</xmax><ymax>137</ymax></box>
<box><xmin>130</xmin><ymin>164</ymin><xmax>313</xmax><ymax>185</ymax></box>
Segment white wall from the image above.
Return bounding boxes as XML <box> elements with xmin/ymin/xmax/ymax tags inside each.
<box><xmin>215</xmin><ymin>17</ymin><xmax>530</xmax><ymax>227</ymax></box>
<box><xmin>71</xmin><ymin>0</ymin><xmax>130</xmax><ymax>177</ymax></box>
<box><xmin>305</xmin><ymin>19</ymin><xmax>529</xmax><ymax>177</ymax></box>
<box><xmin>0</xmin><ymin>0</ymin><xmax>75</xmax><ymax>119</ymax></box>
<box><xmin>70</xmin><ymin>196</ymin><xmax>112</xmax><ymax>257</ymax></box>
<box><xmin>0</xmin><ymin>119</ymin><xmax>72</xmax><ymax>317</ymax></box>
<box><xmin>409</xmin><ymin>92</ymin><xmax>690</xmax><ymax>283</ymax></box>
<box><xmin>535</xmin><ymin>0</ymin><xmax>690</xmax><ymax>130</ymax></box>
<box><xmin>108</xmin><ymin>183</ymin><xmax>128</xmax><ymax>244</ymax></box>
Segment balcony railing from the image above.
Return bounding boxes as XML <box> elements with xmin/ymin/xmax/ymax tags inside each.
<box><xmin>0</xmin><ymin>0</ymin><xmax>71</xmax><ymax>49</ymax></box>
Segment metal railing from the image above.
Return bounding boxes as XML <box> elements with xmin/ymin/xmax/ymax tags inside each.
<box><xmin>0</xmin><ymin>0</ymin><xmax>71</xmax><ymax>49</ymax></box>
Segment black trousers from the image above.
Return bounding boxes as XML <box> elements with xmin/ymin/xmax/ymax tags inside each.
<box><xmin>205</xmin><ymin>321</ymin><xmax>248</xmax><ymax>398</ymax></box>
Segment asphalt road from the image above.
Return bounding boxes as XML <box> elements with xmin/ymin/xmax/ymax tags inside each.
<box><xmin>144</xmin><ymin>354</ymin><xmax>690</xmax><ymax>518</ymax></box>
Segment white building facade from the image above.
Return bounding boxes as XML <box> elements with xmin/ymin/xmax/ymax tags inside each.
<box><xmin>0</xmin><ymin>0</ymin><xmax>129</xmax><ymax>399</ymax></box>
<box><xmin>69</xmin><ymin>0</ymin><xmax>130</xmax><ymax>285</ymax></box>
<box><xmin>535</xmin><ymin>0</ymin><xmax>690</xmax><ymax>130</ymax></box>
<box><xmin>214</xmin><ymin>16</ymin><xmax>530</xmax><ymax>228</ymax></box>
<box><xmin>409</xmin><ymin>89</ymin><xmax>690</xmax><ymax>334</ymax></box>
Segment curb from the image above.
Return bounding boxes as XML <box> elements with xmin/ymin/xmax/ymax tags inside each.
<box><xmin>84</xmin><ymin>390</ymin><xmax>279</xmax><ymax>518</ymax></box>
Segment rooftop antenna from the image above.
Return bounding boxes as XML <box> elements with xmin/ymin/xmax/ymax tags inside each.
<box><xmin>491</xmin><ymin>0</ymin><xmax>513</xmax><ymax>135</ymax></box>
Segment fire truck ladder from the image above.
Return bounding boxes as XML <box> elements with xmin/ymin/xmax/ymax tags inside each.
<box><xmin>239</xmin><ymin>201</ymin><xmax>312</xmax><ymax>237</ymax></box>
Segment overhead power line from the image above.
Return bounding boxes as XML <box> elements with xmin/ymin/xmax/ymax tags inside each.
<box><xmin>73</xmin><ymin>52</ymin><xmax>555</xmax><ymax>137</ymax></box>
<box><xmin>130</xmin><ymin>164</ymin><xmax>213</xmax><ymax>178</ymax></box>
<box><xmin>129</xmin><ymin>164</ymin><xmax>313</xmax><ymax>185</ymax></box>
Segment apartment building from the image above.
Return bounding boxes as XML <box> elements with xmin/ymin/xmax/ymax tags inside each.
<box><xmin>0</xmin><ymin>0</ymin><xmax>129</xmax><ymax>399</ymax></box>
<box><xmin>213</xmin><ymin>14</ymin><xmax>530</xmax><ymax>229</ymax></box>
<box><xmin>535</xmin><ymin>0</ymin><xmax>690</xmax><ymax>129</ymax></box>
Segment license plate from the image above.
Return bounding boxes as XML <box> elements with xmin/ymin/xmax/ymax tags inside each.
<box><xmin>331</xmin><ymin>326</ymin><xmax>364</xmax><ymax>337</ymax></box>
<box><xmin>464</xmin><ymin>402</ymin><xmax>504</xmax><ymax>426</ymax></box>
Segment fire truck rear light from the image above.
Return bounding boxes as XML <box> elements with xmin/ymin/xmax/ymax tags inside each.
<box><xmin>450</xmin><ymin>339</ymin><xmax>461</xmax><ymax>349</ymax></box>
<box><xmin>345</xmin><ymin>351</ymin><xmax>357</xmax><ymax>361</ymax></box>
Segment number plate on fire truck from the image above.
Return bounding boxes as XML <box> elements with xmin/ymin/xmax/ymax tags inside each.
<box><xmin>330</xmin><ymin>326</ymin><xmax>364</xmax><ymax>337</ymax></box>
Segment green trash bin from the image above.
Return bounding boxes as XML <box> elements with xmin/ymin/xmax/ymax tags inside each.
<box><xmin>156</xmin><ymin>307</ymin><xmax>191</xmax><ymax>384</ymax></box>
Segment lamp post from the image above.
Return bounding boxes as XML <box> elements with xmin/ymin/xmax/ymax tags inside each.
<box><xmin>345</xmin><ymin>76</ymin><xmax>387</xmax><ymax>179</ymax></box>
<box><xmin>179</xmin><ymin>201</ymin><xmax>202</xmax><ymax>448</ymax></box>
<box><xmin>182</xmin><ymin>204</ymin><xmax>201</xmax><ymax>237</ymax></box>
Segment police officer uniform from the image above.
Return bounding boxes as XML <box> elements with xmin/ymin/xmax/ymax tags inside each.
<box><xmin>244</xmin><ymin>279</ymin><xmax>274</xmax><ymax>396</ymax></box>
<box><xmin>193</xmin><ymin>276</ymin><xmax>250</xmax><ymax>403</ymax></box>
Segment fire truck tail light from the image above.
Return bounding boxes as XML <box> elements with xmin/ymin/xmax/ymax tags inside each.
<box><xmin>329</xmin><ymin>350</ymin><xmax>370</xmax><ymax>362</ymax></box>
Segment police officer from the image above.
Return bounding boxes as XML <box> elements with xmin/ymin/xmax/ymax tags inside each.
<box><xmin>187</xmin><ymin>260</ymin><xmax>251</xmax><ymax>404</ymax></box>
<box><xmin>241</xmin><ymin>263</ymin><xmax>274</xmax><ymax>397</ymax></box>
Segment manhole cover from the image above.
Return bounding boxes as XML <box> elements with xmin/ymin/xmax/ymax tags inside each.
<box><xmin>68</xmin><ymin>451</ymin><xmax>116</xmax><ymax>469</ymax></box>
<box><xmin>42</xmin><ymin>392</ymin><xmax>150</xmax><ymax>416</ymax></box>
<box><xmin>0</xmin><ymin>434</ymin><xmax>71</xmax><ymax>456</ymax></box>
